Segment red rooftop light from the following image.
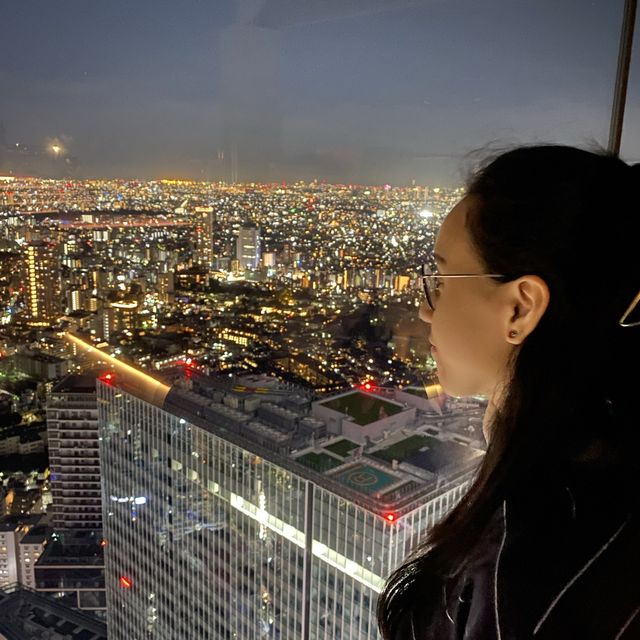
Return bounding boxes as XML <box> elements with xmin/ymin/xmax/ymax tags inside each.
<box><xmin>362</xmin><ymin>381</ymin><xmax>372</xmax><ymax>391</ymax></box>
<box><xmin>385</xmin><ymin>513</ymin><xmax>396</xmax><ymax>523</ymax></box>
<box><xmin>119</xmin><ymin>576</ymin><xmax>132</xmax><ymax>589</ymax></box>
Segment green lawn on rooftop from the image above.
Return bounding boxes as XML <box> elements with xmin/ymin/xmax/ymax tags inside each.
<box><xmin>325</xmin><ymin>439</ymin><xmax>359</xmax><ymax>457</ymax></box>
<box><xmin>320</xmin><ymin>391</ymin><xmax>404</xmax><ymax>426</ymax></box>
<box><xmin>297</xmin><ymin>452</ymin><xmax>343</xmax><ymax>472</ymax></box>
<box><xmin>372</xmin><ymin>435</ymin><xmax>430</xmax><ymax>463</ymax></box>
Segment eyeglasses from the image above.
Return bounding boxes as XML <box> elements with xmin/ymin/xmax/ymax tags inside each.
<box><xmin>418</xmin><ymin>263</ymin><xmax>507</xmax><ymax>311</ymax></box>
<box><xmin>619</xmin><ymin>289</ymin><xmax>640</xmax><ymax>327</ymax></box>
<box><xmin>418</xmin><ymin>263</ymin><xmax>640</xmax><ymax>328</ymax></box>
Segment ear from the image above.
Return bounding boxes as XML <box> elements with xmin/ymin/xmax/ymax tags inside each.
<box><xmin>503</xmin><ymin>275</ymin><xmax>550</xmax><ymax>343</ymax></box>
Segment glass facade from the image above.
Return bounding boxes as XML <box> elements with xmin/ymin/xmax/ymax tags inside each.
<box><xmin>98</xmin><ymin>379</ymin><xmax>470</xmax><ymax>639</ymax></box>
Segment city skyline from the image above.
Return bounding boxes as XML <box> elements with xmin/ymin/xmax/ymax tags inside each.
<box><xmin>0</xmin><ymin>168</ymin><xmax>486</xmax><ymax>638</ymax></box>
<box><xmin>0</xmin><ymin>3</ymin><xmax>638</xmax><ymax>635</ymax></box>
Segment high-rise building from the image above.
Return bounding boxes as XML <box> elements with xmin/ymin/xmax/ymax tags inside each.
<box><xmin>47</xmin><ymin>375</ymin><xmax>102</xmax><ymax>531</ymax></box>
<box><xmin>262</xmin><ymin>251</ymin><xmax>276</xmax><ymax>268</ymax></box>
<box><xmin>236</xmin><ymin>224</ymin><xmax>261</xmax><ymax>271</ymax></box>
<box><xmin>194</xmin><ymin>207</ymin><xmax>215</xmax><ymax>268</ymax></box>
<box><xmin>156</xmin><ymin>272</ymin><xmax>175</xmax><ymax>304</ymax></box>
<box><xmin>102</xmin><ymin>299</ymin><xmax>138</xmax><ymax>342</ymax></box>
<box><xmin>97</xmin><ymin>371</ymin><xmax>480</xmax><ymax>639</ymax></box>
<box><xmin>23</xmin><ymin>240</ymin><xmax>62</xmax><ymax>326</ymax></box>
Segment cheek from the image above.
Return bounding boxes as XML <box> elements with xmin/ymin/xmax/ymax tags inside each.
<box><xmin>433</xmin><ymin>298</ymin><xmax>503</xmax><ymax>387</ymax></box>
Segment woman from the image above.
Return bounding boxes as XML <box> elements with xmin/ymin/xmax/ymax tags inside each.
<box><xmin>377</xmin><ymin>145</ymin><xmax>640</xmax><ymax>639</ymax></box>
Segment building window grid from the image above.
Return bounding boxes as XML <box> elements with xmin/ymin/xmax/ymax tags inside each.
<box><xmin>98</xmin><ymin>383</ymin><xmax>470</xmax><ymax>639</ymax></box>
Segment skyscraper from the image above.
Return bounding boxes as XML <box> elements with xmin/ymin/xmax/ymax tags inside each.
<box><xmin>236</xmin><ymin>224</ymin><xmax>261</xmax><ymax>271</ymax></box>
<box><xmin>194</xmin><ymin>207</ymin><xmax>215</xmax><ymax>269</ymax></box>
<box><xmin>23</xmin><ymin>240</ymin><xmax>62</xmax><ymax>326</ymax></box>
<box><xmin>97</xmin><ymin>372</ymin><xmax>479</xmax><ymax>639</ymax></box>
<box><xmin>47</xmin><ymin>375</ymin><xmax>102</xmax><ymax>531</ymax></box>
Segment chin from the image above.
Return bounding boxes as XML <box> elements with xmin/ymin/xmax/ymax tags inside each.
<box><xmin>436</xmin><ymin>371</ymin><xmax>483</xmax><ymax>398</ymax></box>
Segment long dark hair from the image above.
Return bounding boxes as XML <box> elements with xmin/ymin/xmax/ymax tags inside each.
<box><xmin>377</xmin><ymin>145</ymin><xmax>640</xmax><ymax>638</ymax></box>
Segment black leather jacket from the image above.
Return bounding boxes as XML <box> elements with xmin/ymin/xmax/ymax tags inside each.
<box><xmin>394</xmin><ymin>463</ymin><xmax>640</xmax><ymax>639</ymax></box>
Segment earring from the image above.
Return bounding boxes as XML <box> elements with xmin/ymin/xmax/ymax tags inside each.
<box><xmin>508</xmin><ymin>330</ymin><xmax>519</xmax><ymax>338</ymax></box>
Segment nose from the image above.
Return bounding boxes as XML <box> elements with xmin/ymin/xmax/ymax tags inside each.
<box><xmin>418</xmin><ymin>301</ymin><xmax>433</xmax><ymax>324</ymax></box>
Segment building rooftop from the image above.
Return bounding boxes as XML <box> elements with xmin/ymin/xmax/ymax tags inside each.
<box><xmin>80</xmin><ymin>330</ymin><xmax>485</xmax><ymax>516</ymax></box>
<box><xmin>159</xmin><ymin>380</ymin><xmax>484</xmax><ymax>515</ymax></box>
<box><xmin>0</xmin><ymin>514</ymin><xmax>41</xmax><ymax>533</ymax></box>
<box><xmin>15</xmin><ymin>350</ymin><xmax>66</xmax><ymax>364</ymax></box>
<box><xmin>20</xmin><ymin>524</ymin><xmax>48</xmax><ymax>545</ymax></box>
<box><xmin>37</xmin><ymin>530</ymin><xmax>104</xmax><ymax>567</ymax></box>
<box><xmin>317</xmin><ymin>390</ymin><xmax>405</xmax><ymax>426</ymax></box>
<box><xmin>52</xmin><ymin>373</ymin><xmax>101</xmax><ymax>395</ymax></box>
<box><xmin>0</xmin><ymin>584</ymin><xmax>107</xmax><ymax>640</ymax></box>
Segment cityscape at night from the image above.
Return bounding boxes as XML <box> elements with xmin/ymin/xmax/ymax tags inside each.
<box><xmin>0</xmin><ymin>176</ymin><xmax>464</xmax><ymax>389</ymax></box>
<box><xmin>0</xmin><ymin>174</ymin><xmax>489</xmax><ymax>638</ymax></box>
<box><xmin>1</xmin><ymin>0</ymin><xmax>638</xmax><ymax>638</ymax></box>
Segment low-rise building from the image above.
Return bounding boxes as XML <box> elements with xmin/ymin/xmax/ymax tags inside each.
<box><xmin>0</xmin><ymin>515</ymin><xmax>42</xmax><ymax>589</ymax></box>
<box><xmin>34</xmin><ymin>529</ymin><xmax>106</xmax><ymax>612</ymax></box>
<box><xmin>0</xmin><ymin>518</ymin><xmax>23</xmax><ymax>587</ymax></box>
<box><xmin>18</xmin><ymin>524</ymin><xmax>48</xmax><ymax>590</ymax></box>
<box><xmin>9</xmin><ymin>350</ymin><xmax>69</xmax><ymax>380</ymax></box>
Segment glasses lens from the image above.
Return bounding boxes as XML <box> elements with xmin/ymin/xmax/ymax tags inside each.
<box><xmin>419</xmin><ymin>264</ymin><xmax>435</xmax><ymax>309</ymax></box>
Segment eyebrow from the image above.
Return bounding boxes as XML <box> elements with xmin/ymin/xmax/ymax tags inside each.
<box><xmin>434</xmin><ymin>252</ymin><xmax>447</xmax><ymax>265</ymax></box>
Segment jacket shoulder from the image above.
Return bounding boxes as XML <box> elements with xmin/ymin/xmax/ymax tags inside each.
<box><xmin>454</xmin><ymin>483</ymin><xmax>640</xmax><ymax>639</ymax></box>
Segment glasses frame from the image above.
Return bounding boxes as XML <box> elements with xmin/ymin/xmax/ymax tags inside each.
<box><xmin>419</xmin><ymin>264</ymin><xmax>506</xmax><ymax>311</ymax></box>
<box><xmin>419</xmin><ymin>264</ymin><xmax>640</xmax><ymax>328</ymax></box>
<box><xmin>619</xmin><ymin>289</ymin><xmax>640</xmax><ymax>327</ymax></box>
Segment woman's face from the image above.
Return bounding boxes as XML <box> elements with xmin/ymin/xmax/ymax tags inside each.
<box><xmin>419</xmin><ymin>196</ymin><xmax>516</xmax><ymax>399</ymax></box>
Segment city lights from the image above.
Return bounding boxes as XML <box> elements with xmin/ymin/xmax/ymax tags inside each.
<box><xmin>0</xmin><ymin>173</ymin><xmax>471</xmax><ymax>638</ymax></box>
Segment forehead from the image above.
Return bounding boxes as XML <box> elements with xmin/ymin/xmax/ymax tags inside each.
<box><xmin>434</xmin><ymin>196</ymin><xmax>480</xmax><ymax>268</ymax></box>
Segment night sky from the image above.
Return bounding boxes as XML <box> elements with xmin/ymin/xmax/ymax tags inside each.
<box><xmin>1</xmin><ymin>0</ymin><xmax>638</xmax><ymax>185</ymax></box>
